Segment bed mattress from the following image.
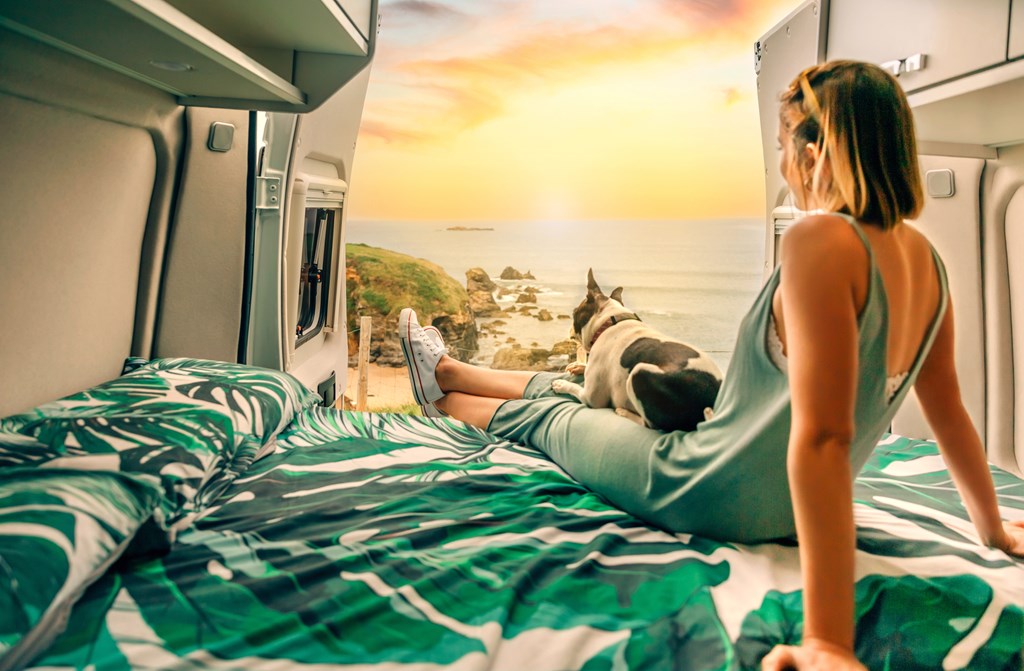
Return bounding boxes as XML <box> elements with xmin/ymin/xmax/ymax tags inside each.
<box><xmin>28</xmin><ymin>407</ymin><xmax>1024</xmax><ymax>670</ymax></box>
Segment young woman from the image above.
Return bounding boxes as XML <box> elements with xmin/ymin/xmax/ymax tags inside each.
<box><xmin>397</xmin><ymin>60</ymin><xmax>1024</xmax><ymax>670</ymax></box>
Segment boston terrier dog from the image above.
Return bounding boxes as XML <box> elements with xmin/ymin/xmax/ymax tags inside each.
<box><xmin>551</xmin><ymin>269</ymin><xmax>723</xmax><ymax>432</ymax></box>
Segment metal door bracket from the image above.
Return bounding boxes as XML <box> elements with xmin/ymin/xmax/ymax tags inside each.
<box><xmin>256</xmin><ymin>176</ymin><xmax>282</xmax><ymax>210</ymax></box>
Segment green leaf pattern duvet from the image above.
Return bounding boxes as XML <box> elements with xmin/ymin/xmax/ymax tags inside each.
<box><xmin>0</xmin><ymin>358</ymin><xmax>320</xmax><ymax>528</ymax></box>
<box><xmin>28</xmin><ymin>408</ymin><xmax>1024</xmax><ymax>670</ymax></box>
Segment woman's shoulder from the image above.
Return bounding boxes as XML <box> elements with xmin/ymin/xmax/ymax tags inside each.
<box><xmin>781</xmin><ymin>213</ymin><xmax>870</xmax><ymax>263</ymax></box>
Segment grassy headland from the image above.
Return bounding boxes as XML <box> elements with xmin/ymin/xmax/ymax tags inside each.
<box><xmin>346</xmin><ymin>243</ymin><xmax>467</xmax><ymax>320</ymax></box>
<box><xmin>346</xmin><ymin>243</ymin><xmax>477</xmax><ymax>367</ymax></box>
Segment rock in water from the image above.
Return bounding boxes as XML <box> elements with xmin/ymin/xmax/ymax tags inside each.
<box><xmin>499</xmin><ymin>266</ymin><xmax>536</xmax><ymax>280</ymax></box>
<box><xmin>515</xmin><ymin>290</ymin><xmax>538</xmax><ymax>304</ymax></box>
<box><xmin>346</xmin><ymin>243</ymin><xmax>478</xmax><ymax>365</ymax></box>
<box><xmin>536</xmin><ymin>309</ymin><xmax>553</xmax><ymax>321</ymax></box>
<box><xmin>466</xmin><ymin>268</ymin><xmax>501</xmax><ymax>316</ymax></box>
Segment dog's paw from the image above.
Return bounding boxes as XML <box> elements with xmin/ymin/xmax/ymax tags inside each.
<box><xmin>565</xmin><ymin>362</ymin><xmax>586</xmax><ymax>376</ymax></box>
<box><xmin>551</xmin><ymin>379</ymin><xmax>572</xmax><ymax>394</ymax></box>
<box><xmin>615</xmin><ymin>408</ymin><xmax>646</xmax><ymax>426</ymax></box>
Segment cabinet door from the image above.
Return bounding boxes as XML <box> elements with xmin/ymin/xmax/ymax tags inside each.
<box><xmin>1012</xmin><ymin>0</ymin><xmax>1024</xmax><ymax>59</ymax></box>
<box><xmin>827</xmin><ymin>0</ymin><xmax>1010</xmax><ymax>93</ymax></box>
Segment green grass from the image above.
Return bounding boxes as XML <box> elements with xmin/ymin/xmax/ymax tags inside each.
<box><xmin>367</xmin><ymin>402</ymin><xmax>422</xmax><ymax>415</ymax></box>
<box><xmin>346</xmin><ymin>243</ymin><xmax>469</xmax><ymax>328</ymax></box>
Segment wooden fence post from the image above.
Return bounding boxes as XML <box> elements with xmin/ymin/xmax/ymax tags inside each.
<box><xmin>356</xmin><ymin>316</ymin><xmax>372</xmax><ymax>411</ymax></box>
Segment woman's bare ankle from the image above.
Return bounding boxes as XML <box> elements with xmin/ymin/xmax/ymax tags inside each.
<box><xmin>435</xmin><ymin>355</ymin><xmax>456</xmax><ymax>393</ymax></box>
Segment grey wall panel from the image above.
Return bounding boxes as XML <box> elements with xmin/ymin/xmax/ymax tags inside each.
<box><xmin>981</xmin><ymin>143</ymin><xmax>1024</xmax><ymax>476</ymax></box>
<box><xmin>154</xmin><ymin>108</ymin><xmax>250</xmax><ymax>362</ymax></box>
<box><xmin>0</xmin><ymin>94</ymin><xmax>156</xmax><ymax>415</ymax></box>
<box><xmin>892</xmin><ymin>155</ymin><xmax>987</xmax><ymax>446</ymax></box>
<box><xmin>0</xmin><ymin>28</ymin><xmax>186</xmax><ymax>363</ymax></box>
<box><xmin>1005</xmin><ymin>189</ymin><xmax>1024</xmax><ymax>474</ymax></box>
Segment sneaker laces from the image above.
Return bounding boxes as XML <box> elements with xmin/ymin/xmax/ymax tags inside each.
<box><xmin>414</xmin><ymin>328</ymin><xmax>444</xmax><ymax>357</ymax></box>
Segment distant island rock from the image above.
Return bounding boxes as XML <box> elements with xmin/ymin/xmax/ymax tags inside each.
<box><xmin>465</xmin><ymin>267</ymin><xmax>502</xmax><ymax>316</ymax></box>
<box><xmin>499</xmin><ymin>266</ymin><xmax>536</xmax><ymax>280</ymax></box>
<box><xmin>447</xmin><ymin>226</ymin><xmax>494</xmax><ymax>231</ymax></box>
<box><xmin>346</xmin><ymin>243</ymin><xmax>477</xmax><ymax>367</ymax></box>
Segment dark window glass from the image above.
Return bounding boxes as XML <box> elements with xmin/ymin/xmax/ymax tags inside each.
<box><xmin>296</xmin><ymin>207</ymin><xmax>335</xmax><ymax>345</ymax></box>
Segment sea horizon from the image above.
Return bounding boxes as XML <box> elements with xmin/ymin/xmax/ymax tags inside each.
<box><xmin>345</xmin><ymin>218</ymin><xmax>767</xmax><ymax>373</ymax></box>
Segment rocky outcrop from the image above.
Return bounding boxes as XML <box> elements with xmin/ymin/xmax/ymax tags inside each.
<box><xmin>491</xmin><ymin>346</ymin><xmax>554</xmax><ymax>371</ymax></box>
<box><xmin>490</xmin><ymin>338</ymin><xmax>580</xmax><ymax>372</ymax></box>
<box><xmin>515</xmin><ymin>290</ymin><xmax>537</xmax><ymax>304</ymax></box>
<box><xmin>500</xmin><ymin>266</ymin><xmax>536</xmax><ymax>280</ymax></box>
<box><xmin>466</xmin><ymin>267</ymin><xmax>501</xmax><ymax>316</ymax></box>
<box><xmin>536</xmin><ymin>309</ymin><xmax>553</xmax><ymax>321</ymax></box>
<box><xmin>467</xmin><ymin>267</ymin><xmax>497</xmax><ymax>292</ymax></box>
<box><xmin>550</xmin><ymin>339</ymin><xmax>579</xmax><ymax>357</ymax></box>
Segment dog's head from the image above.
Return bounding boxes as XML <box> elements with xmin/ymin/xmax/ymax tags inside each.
<box><xmin>571</xmin><ymin>269</ymin><xmax>624</xmax><ymax>345</ymax></box>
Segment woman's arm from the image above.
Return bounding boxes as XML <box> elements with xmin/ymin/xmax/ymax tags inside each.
<box><xmin>761</xmin><ymin>216</ymin><xmax>870</xmax><ymax>670</ymax></box>
<box><xmin>913</xmin><ymin>300</ymin><xmax>1024</xmax><ymax>554</ymax></box>
<box><xmin>774</xmin><ymin>216</ymin><xmax>863</xmax><ymax>662</ymax></box>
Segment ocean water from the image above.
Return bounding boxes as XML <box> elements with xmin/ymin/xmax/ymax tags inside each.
<box><xmin>346</xmin><ymin>219</ymin><xmax>766</xmax><ymax>373</ymax></box>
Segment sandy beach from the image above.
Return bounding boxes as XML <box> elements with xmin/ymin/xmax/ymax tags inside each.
<box><xmin>341</xmin><ymin>363</ymin><xmax>417</xmax><ymax>411</ymax></box>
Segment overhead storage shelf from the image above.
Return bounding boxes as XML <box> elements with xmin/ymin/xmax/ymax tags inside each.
<box><xmin>0</xmin><ymin>0</ymin><xmax>375</xmax><ymax>112</ymax></box>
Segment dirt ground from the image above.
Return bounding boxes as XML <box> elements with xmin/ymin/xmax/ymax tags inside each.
<box><xmin>340</xmin><ymin>363</ymin><xmax>416</xmax><ymax>410</ymax></box>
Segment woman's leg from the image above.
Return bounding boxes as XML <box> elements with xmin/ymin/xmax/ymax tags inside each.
<box><xmin>434</xmin><ymin>356</ymin><xmax>536</xmax><ymax>400</ymax></box>
<box><xmin>435</xmin><ymin>391</ymin><xmax>506</xmax><ymax>429</ymax></box>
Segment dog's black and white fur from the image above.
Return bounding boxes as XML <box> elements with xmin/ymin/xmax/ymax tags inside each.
<box><xmin>551</xmin><ymin>270</ymin><xmax>723</xmax><ymax>432</ymax></box>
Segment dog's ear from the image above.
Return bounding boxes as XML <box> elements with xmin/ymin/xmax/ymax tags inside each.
<box><xmin>586</xmin><ymin>268</ymin><xmax>602</xmax><ymax>297</ymax></box>
<box><xmin>610</xmin><ymin>287</ymin><xmax>623</xmax><ymax>303</ymax></box>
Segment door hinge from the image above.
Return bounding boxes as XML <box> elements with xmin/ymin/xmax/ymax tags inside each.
<box><xmin>255</xmin><ymin>176</ymin><xmax>282</xmax><ymax>210</ymax></box>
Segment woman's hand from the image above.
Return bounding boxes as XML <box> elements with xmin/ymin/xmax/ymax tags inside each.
<box><xmin>762</xmin><ymin>640</ymin><xmax>867</xmax><ymax>671</ymax></box>
<box><xmin>996</xmin><ymin>520</ymin><xmax>1024</xmax><ymax>557</ymax></box>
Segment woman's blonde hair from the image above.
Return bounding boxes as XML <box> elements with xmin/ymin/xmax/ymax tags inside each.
<box><xmin>780</xmin><ymin>60</ymin><xmax>923</xmax><ymax>230</ymax></box>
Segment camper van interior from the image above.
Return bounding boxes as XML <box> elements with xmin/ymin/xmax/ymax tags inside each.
<box><xmin>0</xmin><ymin>0</ymin><xmax>1022</xmax><ymax>669</ymax></box>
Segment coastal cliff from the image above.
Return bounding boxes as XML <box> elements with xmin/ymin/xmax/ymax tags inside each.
<box><xmin>346</xmin><ymin>244</ymin><xmax>478</xmax><ymax>365</ymax></box>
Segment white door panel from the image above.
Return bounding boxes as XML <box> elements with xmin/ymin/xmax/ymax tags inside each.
<box><xmin>827</xmin><ymin>0</ymin><xmax>1010</xmax><ymax>93</ymax></box>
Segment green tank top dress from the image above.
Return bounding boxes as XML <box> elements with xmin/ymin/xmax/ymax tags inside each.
<box><xmin>487</xmin><ymin>214</ymin><xmax>949</xmax><ymax>543</ymax></box>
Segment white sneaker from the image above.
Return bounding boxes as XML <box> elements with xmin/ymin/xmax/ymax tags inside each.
<box><xmin>399</xmin><ymin>308</ymin><xmax>446</xmax><ymax>405</ymax></box>
<box><xmin>420</xmin><ymin>326</ymin><xmax>448</xmax><ymax>418</ymax></box>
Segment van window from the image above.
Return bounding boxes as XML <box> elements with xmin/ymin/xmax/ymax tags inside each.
<box><xmin>296</xmin><ymin>207</ymin><xmax>335</xmax><ymax>345</ymax></box>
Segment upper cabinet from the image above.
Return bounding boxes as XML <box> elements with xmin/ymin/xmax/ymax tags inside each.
<box><xmin>1012</xmin><ymin>0</ymin><xmax>1024</xmax><ymax>60</ymax></box>
<box><xmin>0</xmin><ymin>0</ymin><xmax>376</xmax><ymax>112</ymax></box>
<box><xmin>826</xmin><ymin>0</ymin><xmax>1010</xmax><ymax>94</ymax></box>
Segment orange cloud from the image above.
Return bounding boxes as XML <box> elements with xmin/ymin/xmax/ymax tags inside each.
<box><xmin>360</xmin><ymin>0</ymin><xmax>789</xmax><ymax>147</ymax></box>
<box><xmin>362</xmin><ymin>24</ymin><xmax>696</xmax><ymax>145</ymax></box>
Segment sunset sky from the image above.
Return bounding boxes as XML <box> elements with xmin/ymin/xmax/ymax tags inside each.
<box><xmin>348</xmin><ymin>0</ymin><xmax>797</xmax><ymax>222</ymax></box>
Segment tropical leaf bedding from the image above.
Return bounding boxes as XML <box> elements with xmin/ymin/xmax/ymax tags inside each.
<box><xmin>22</xmin><ymin>407</ymin><xmax>1024</xmax><ymax>670</ymax></box>
<box><xmin>0</xmin><ymin>469</ymin><xmax>164</xmax><ymax>671</ymax></box>
<box><xmin>0</xmin><ymin>358</ymin><xmax>320</xmax><ymax>529</ymax></box>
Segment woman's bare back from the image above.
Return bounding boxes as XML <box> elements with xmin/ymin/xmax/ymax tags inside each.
<box><xmin>772</xmin><ymin>216</ymin><xmax>943</xmax><ymax>379</ymax></box>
